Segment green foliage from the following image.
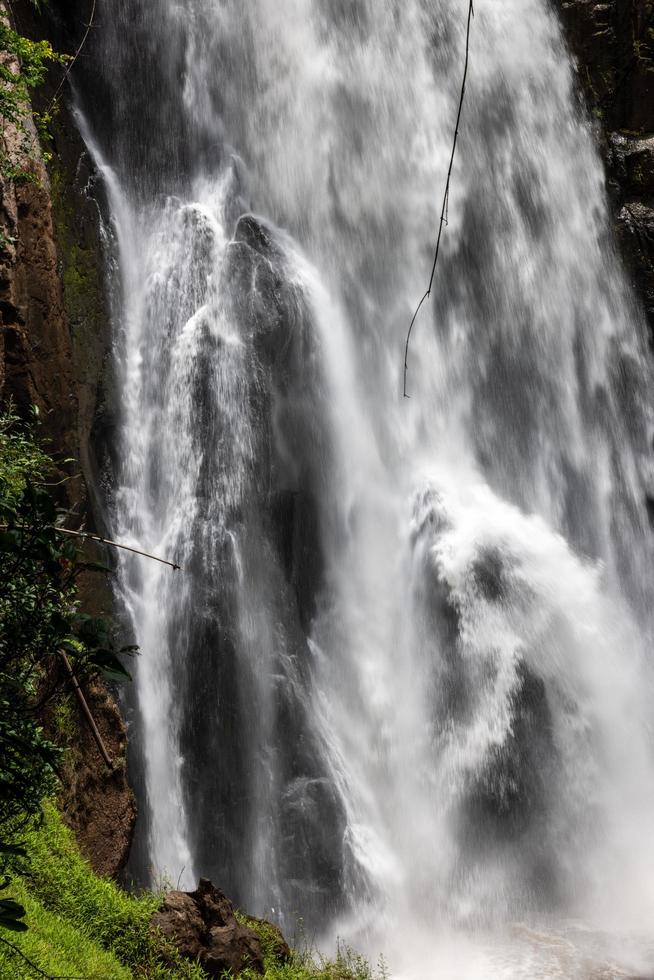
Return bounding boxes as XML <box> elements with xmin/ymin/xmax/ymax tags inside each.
<box><xmin>0</xmin><ymin>805</ymin><xmax>384</xmax><ymax>980</ymax></box>
<box><xmin>2</xmin><ymin>804</ymin><xmax>207</xmax><ymax>978</ymax></box>
<box><xmin>0</xmin><ymin>12</ymin><xmax>67</xmax><ymax>182</ymax></box>
<box><xmin>0</xmin><ymin>409</ymin><xmax>134</xmax><ymax>938</ymax></box>
<box><xmin>0</xmin><ymin>408</ymin><xmax>49</xmax><ymax>504</ymax></box>
<box><xmin>0</xmin><ymin>879</ymin><xmax>29</xmax><ymax>933</ymax></box>
<box><xmin>237</xmin><ymin>914</ymin><xmax>387</xmax><ymax>980</ymax></box>
<box><xmin>0</xmin><ymin>879</ymin><xmax>133</xmax><ymax>978</ymax></box>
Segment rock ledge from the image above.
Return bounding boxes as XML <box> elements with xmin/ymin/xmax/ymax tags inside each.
<box><xmin>151</xmin><ymin>878</ymin><xmax>289</xmax><ymax>977</ymax></box>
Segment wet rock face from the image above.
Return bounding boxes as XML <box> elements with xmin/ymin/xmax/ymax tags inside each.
<box><xmin>617</xmin><ymin>200</ymin><xmax>654</xmax><ymax>335</ymax></box>
<box><xmin>151</xmin><ymin>878</ymin><xmax>290</xmax><ymax>977</ymax></box>
<box><xmin>0</xmin><ymin>108</ymin><xmax>78</xmax><ymax>501</ymax></box>
<box><xmin>412</xmin><ymin>497</ymin><xmax>556</xmax><ymax>889</ymax></box>
<box><xmin>554</xmin><ymin>0</ymin><xmax>654</xmax><ymax>132</ymax></box>
<box><xmin>553</xmin><ymin>0</ymin><xmax>654</xmax><ymax>338</ymax></box>
<box><xmin>464</xmin><ymin>662</ymin><xmax>553</xmax><ymax>844</ymax></box>
<box><xmin>222</xmin><ymin>213</ymin><xmax>331</xmax><ymax>624</ymax></box>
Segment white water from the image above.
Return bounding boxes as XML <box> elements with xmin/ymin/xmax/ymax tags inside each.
<box><xmin>79</xmin><ymin>0</ymin><xmax>654</xmax><ymax>975</ymax></box>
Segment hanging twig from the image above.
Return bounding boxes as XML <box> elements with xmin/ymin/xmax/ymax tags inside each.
<box><xmin>59</xmin><ymin>652</ymin><xmax>113</xmax><ymax>770</ymax></box>
<box><xmin>46</xmin><ymin>0</ymin><xmax>97</xmax><ymax>116</ymax></box>
<box><xmin>0</xmin><ymin>524</ymin><xmax>181</xmax><ymax>569</ymax></box>
<box><xmin>50</xmin><ymin>527</ymin><xmax>181</xmax><ymax>571</ymax></box>
<box><xmin>403</xmin><ymin>0</ymin><xmax>475</xmax><ymax>398</ymax></box>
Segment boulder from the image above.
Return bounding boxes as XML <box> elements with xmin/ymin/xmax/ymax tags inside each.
<box><xmin>151</xmin><ymin>878</ymin><xmax>267</xmax><ymax>976</ymax></box>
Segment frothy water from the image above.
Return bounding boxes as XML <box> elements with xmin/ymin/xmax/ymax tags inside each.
<box><xmin>76</xmin><ymin>0</ymin><xmax>654</xmax><ymax>975</ymax></box>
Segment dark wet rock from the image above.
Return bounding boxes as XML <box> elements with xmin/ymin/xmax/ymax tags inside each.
<box><xmin>151</xmin><ymin>878</ymin><xmax>267</xmax><ymax>976</ymax></box>
<box><xmin>553</xmin><ymin>1</ymin><xmax>654</xmax><ymax>342</ymax></box>
<box><xmin>158</xmin><ymin>209</ymin><xmax>340</xmax><ymax>926</ymax></box>
<box><xmin>235</xmin><ymin>213</ymin><xmax>287</xmax><ymax>263</ymax></box>
<box><xmin>471</xmin><ymin>546</ymin><xmax>510</xmax><ymax>602</ymax></box>
<box><xmin>221</xmin><ymin>231</ymin><xmax>298</xmax><ymax>367</ymax></box>
<box><xmin>279</xmin><ymin>773</ymin><xmax>347</xmax><ymax>911</ymax></box>
<box><xmin>616</xmin><ymin>201</ymin><xmax>654</xmax><ymax>337</ymax></box>
<box><xmin>152</xmin><ymin>891</ymin><xmax>205</xmax><ymax>960</ymax></box>
<box><xmin>463</xmin><ymin>661</ymin><xmax>553</xmax><ymax>843</ymax></box>
<box><xmin>554</xmin><ymin>0</ymin><xmax>654</xmax><ymax>133</ymax></box>
<box><xmin>646</xmin><ymin>493</ymin><xmax>654</xmax><ymax>528</ymax></box>
<box><xmin>270</xmin><ymin>490</ymin><xmax>324</xmax><ymax>631</ymax></box>
<box><xmin>609</xmin><ymin>134</ymin><xmax>654</xmax><ymax>201</ymax></box>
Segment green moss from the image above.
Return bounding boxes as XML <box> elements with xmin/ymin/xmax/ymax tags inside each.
<box><xmin>49</xmin><ymin>164</ymin><xmax>103</xmax><ymax>346</ymax></box>
<box><xmin>62</xmin><ymin>241</ymin><xmax>98</xmax><ymax>327</ymax></box>
<box><xmin>49</xmin><ymin>157</ymin><xmax>111</xmax><ymax>447</ymax></box>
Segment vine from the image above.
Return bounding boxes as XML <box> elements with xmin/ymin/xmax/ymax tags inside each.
<box><xmin>403</xmin><ymin>0</ymin><xmax>475</xmax><ymax>398</ymax></box>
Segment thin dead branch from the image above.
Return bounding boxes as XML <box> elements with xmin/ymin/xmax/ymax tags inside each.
<box><xmin>51</xmin><ymin>527</ymin><xmax>181</xmax><ymax>571</ymax></box>
<box><xmin>0</xmin><ymin>524</ymin><xmax>181</xmax><ymax>569</ymax></box>
<box><xmin>59</xmin><ymin>652</ymin><xmax>113</xmax><ymax>770</ymax></box>
<box><xmin>47</xmin><ymin>0</ymin><xmax>96</xmax><ymax>115</ymax></box>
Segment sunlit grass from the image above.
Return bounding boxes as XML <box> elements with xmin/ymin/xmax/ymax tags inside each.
<box><xmin>2</xmin><ymin>803</ymin><xmax>385</xmax><ymax>979</ymax></box>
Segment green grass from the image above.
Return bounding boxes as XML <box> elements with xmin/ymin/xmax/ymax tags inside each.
<box><xmin>242</xmin><ymin>941</ymin><xmax>388</xmax><ymax>980</ymax></box>
<box><xmin>0</xmin><ymin>879</ymin><xmax>132</xmax><ymax>979</ymax></box>
<box><xmin>3</xmin><ymin>802</ymin><xmax>205</xmax><ymax>979</ymax></box>
<box><xmin>2</xmin><ymin>802</ymin><xmax>385</xmax><ymax>979</ymax></box>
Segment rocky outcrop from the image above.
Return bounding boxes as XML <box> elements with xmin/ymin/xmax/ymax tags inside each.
<box><xmin>151</xmin><ymin>878</ymin><xmax>290</xmax><ymax>977</ymax></box>
<box><xmin>0</xmin><ymin>24</ymin><xmax>78</xmax><ymax>499</ymax></box>
<box><xmin>0</xmin><ymin>3</ymin><xmax>135</xmax><ymax>876</ymax></box>
<box><xmin>59</xmin><ymin>677</ymin><xmax>136</xmax><ymax>877</ymax></box>
<box><xmin>554</xmin><ymin>0</ymin><xmax>654</xmax><ymax>337</ymax></box>
<box><xmin>611</xmin><ymin>136</ymin><xmax>654</xmax><ymax>334</ymax></box>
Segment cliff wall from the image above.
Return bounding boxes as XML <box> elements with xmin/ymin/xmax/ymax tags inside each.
<box><xmin>555</xmin><ymin>0</ymin><xmax>654</xmax><ymax>337</ymax></box>
<box><xmin>0</xmin><ymin>0</ymin><xmax>134</xmax><ymax>877</ymax></box>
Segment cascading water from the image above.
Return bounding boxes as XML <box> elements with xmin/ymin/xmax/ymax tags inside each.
<box><xmin>76</xmin><ymin>0</ymin><xmax>654</xmax><ymax>974</ymax></box>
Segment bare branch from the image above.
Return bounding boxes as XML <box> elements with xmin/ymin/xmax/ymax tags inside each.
<box><xmin>51</xmin><ymin>527</ymin><xmax>181</xmax><ymax>571</ymax></box>
<box><xmin>47</xmin><ymin>0</ymin><xmax>97</xmax><ymax>115</ymax></box>
<box><xmin>0</xmin><ymin>525</ymin><xmax>181</xmax><ymax>570</ymax></box>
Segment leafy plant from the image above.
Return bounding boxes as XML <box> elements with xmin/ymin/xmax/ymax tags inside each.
<box><xmin>0</xmin><ymin>410</ymin><xmax>135</xmax><ymax>936</ymax></box>
<box><xmin>0</xmin><ymin>11</ymin><xmax>68</xmax><ymax>183</ymax></box>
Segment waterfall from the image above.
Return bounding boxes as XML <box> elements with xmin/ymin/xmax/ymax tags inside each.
<box><xmin>78</xmin><ymin>0</ymin><xmax>654</xmax><ymax>974</ymax></box>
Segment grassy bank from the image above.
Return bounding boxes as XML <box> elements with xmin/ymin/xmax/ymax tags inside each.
<box><xmin>1</xmin><ymin>803</ymin><xmax>384</xmax><ymax>980</ymax></box>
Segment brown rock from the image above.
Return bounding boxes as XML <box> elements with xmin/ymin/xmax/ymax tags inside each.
<box><xmin>0</xmin><ymin>0</ymin><xmax>136</xmax><ymax>875</ymax></box>
<box><xmin>204</xmin><ymin>920</ymin><xmax>264</xmax><ymax>977</ymax></box>
<box><xmin>152</xmin><ymin>878</ymin><xmax>267</xmax><ymax>977</ymax></box>
<box><xmin>0</xmin><ymin>50</ymin><xmax>79</xmax><ymax>507</ymax></box>
<box><xmin>151</xmin><ymin>891</ymin><xmax>205</xmax><ymax>960</ymax></box>
<box><xmin>59</xmin><ymin>676</ymin><xmax>137</xmax><ymax>878</ymax></box>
